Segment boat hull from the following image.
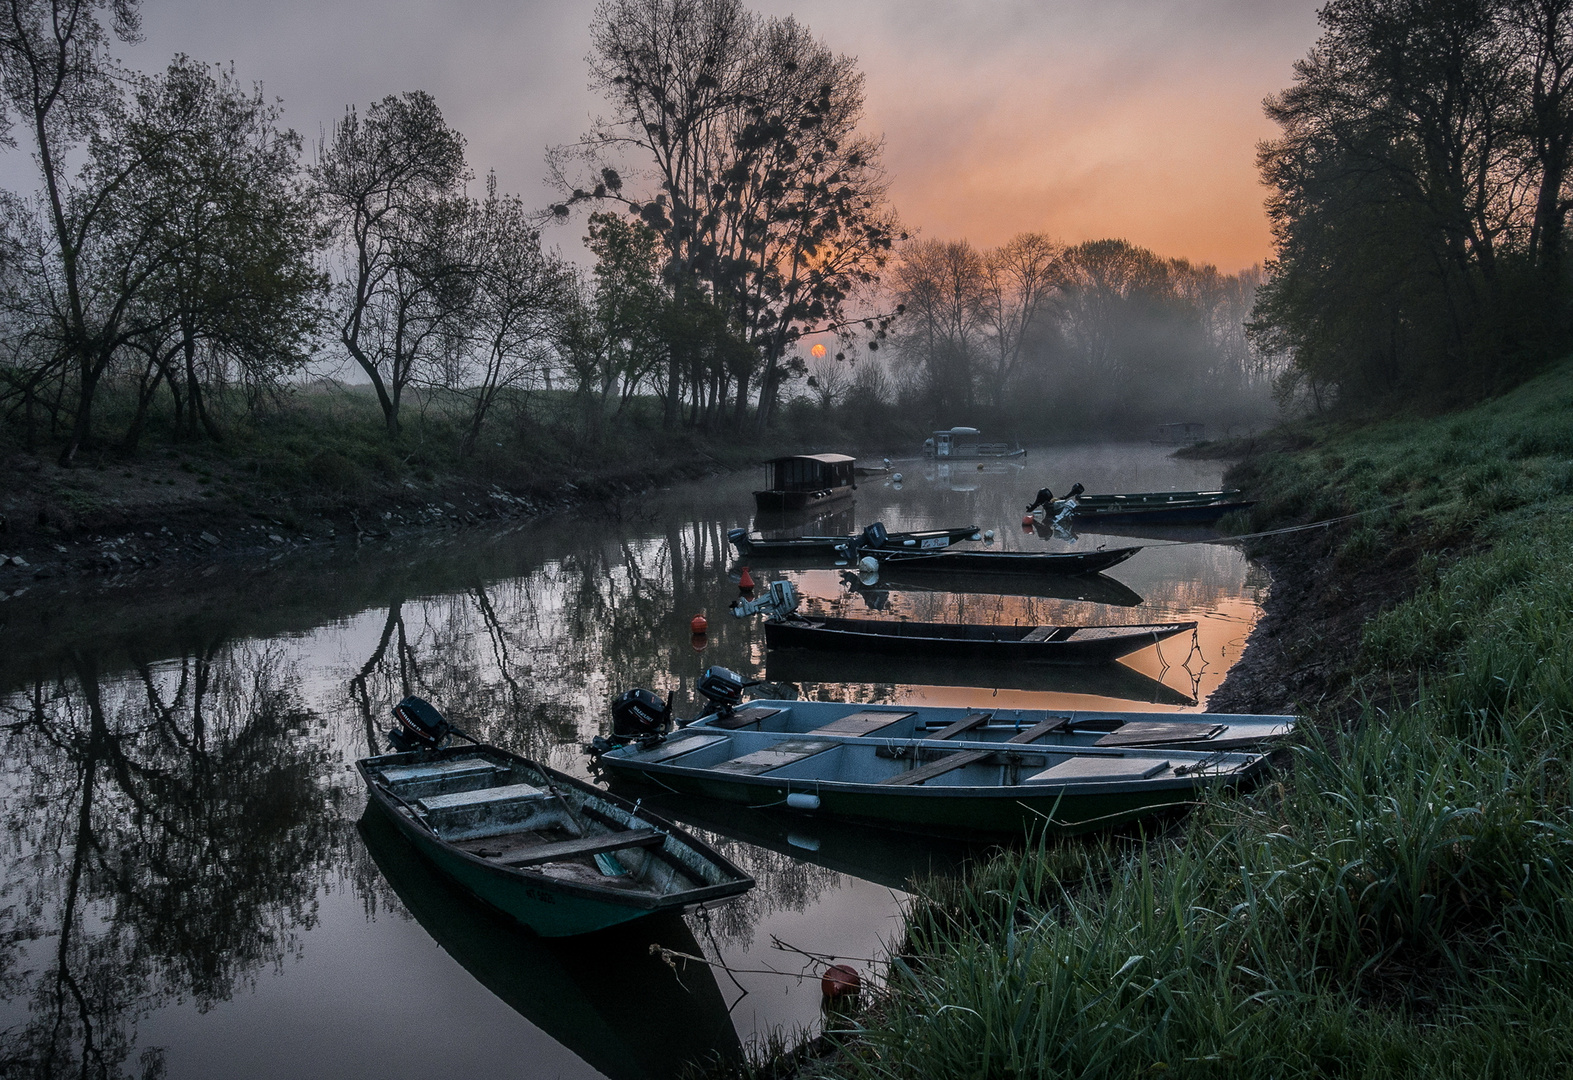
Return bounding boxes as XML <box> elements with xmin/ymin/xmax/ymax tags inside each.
<box><xmin>1068</xmin><ymin>501</ymin><xmax>1255</xmax><ymax>527</ymax></box>
<box><xmin>874</xmin><ymin>546</ymin><xmax>1142</xmax><ymax>576</ymax></box>
<box><xmin>763</xmin><ymin>618</ymin><xmax>1194</xmax><ymax>664</ymax></box>
<box><xmin>753</xmin><ymin>485</ymin><xmax>854</xmax><ymax>512</ymax></box>
<box><xmin>731</xmin><ymin>525</ymin><xmax>977</xmax><ymax>558</ymax></box>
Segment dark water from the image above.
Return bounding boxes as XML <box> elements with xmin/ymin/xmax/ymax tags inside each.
<box><xmin>0</xmin><ymin>444</ymin><xmax>1262</xmax><ymax>1079</ymax></box>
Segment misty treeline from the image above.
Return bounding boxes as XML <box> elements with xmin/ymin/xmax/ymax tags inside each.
<box><xmin>871</xmin><ymin>235</ymin><xmax>1272</xmax><ymax>439</ymax></box>
<box><xmin>1255</xmin><ymin>0</ymin><xmax>1573</xmax><ymax>407</ymax></box>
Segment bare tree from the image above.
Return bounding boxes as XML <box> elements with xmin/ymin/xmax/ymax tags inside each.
<box><xmin>977</xmin><ymin>232</ymin><xmax>1060</xmax><ymax>407</ymax></box>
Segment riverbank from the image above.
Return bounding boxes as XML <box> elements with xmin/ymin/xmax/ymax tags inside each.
<box><xmin>805</xmin><ymin>359</ymin><xmax>1573</xmax><ymax>1078</ymax></box>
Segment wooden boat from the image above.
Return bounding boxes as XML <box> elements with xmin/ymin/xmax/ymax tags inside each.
<box><xmin>1067</xmin><ymin>500</ymin><xmax>1255</xmax><ymax>527</ymax></box>
<box><xmin>593</xmin><ymin>722</ymin><xmax>1269</xmax><ymax>838</ymax></box>
<box><xmin>683</xmin><ymin>699</ymin><xmax>1292</xmax><ymax>752</ymax></box>
<box><xmin>753</xmin><ymin>453</ymin><xmax>857</xmax><ymax>512</ymax></box>
<box><xmin>868</xmin><ymin>546</ymin><xmax>1142</xmax><ymax>576</ymax></box>
<box><xmin>764</xmin><ymin>616</ymin><xmax>1195</xmax><ymax>664</ymax></box>
<box><xmin>357</xmin><ymin>810</ymin><xmax>742</xmax><ymax>1079</ymax></box>
<box><xmin>1074</xmin><ymin>488</ymin><xmax>1243</xmax><ymax>507</ymax></box>
<box><xmin>728</xmin><ymin>523</ymin><xmax>978</xmax><ymax>558</ymax></box>
<box><xmin>765</xmin><ymin>648</ymin><xmax>1197</xmax><ymax>704</ymax></box>
<box><xmin>357</xmin><ymin>743</ymin><xmax>753</xmax><ymax>936</ymax></box>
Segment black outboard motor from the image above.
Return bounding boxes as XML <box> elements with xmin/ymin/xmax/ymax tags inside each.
<box><xmin>610</xmin><ymin>688</ymin><xmax>673</xmax><ymax>743</ymax></box>
<box><xmin>388</xmin><ymin>695</ymin><xmax>451</xmax><ymax>753</ymax></box>
<box><xmin>861</xmin><ymin>521</ymin><xmax>889</xmax><ymax>550</ymax></box>
<box><xmin>694</xmin><ymin>665</ymin><xmax>752</xmax><ymax>722</ymax></box>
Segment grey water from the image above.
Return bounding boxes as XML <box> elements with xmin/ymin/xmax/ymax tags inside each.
<box><xmin>0</xmin><ymin>443</ymin><xmax>1263</xmax><ymax>1080</ymax></box>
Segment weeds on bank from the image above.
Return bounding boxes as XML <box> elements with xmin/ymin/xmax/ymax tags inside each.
<box><xmin>817</xmin><ymin>358</ymin><xmax>1573</xmax><ymax>1078</ymax></box>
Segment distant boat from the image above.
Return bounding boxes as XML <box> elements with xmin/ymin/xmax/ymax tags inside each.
<box><xmin>846</xmin><ymin>567</ymin><xmax>1145</xmax><ymax>607</ymax></box>
<box><xmin>923</xmin><ymin>426</ymin><xmax>1026</xmax><ymax>459</ymax></box>
<box><xmin>763</xmin><ymin>615</ymin><xmax>1195</xmax><ymax>664</ymax></box>
<box><xmin>358</xmin><ymin>811</ymin><xmax>743</xmax><ymax>1080</ymax></box>
<box><xmin>593</xmin><ymin>720</ymin><xmax>1269</xmax><ymax>838</ymax></box>
<box><xmin>753</xmin><ymin>453</ymin><xmax>857</xmax><ymax>512</ymax></box>
<box><xmin>357</xmin><ymin>740</ymin><xmax>752</xmax><ymax>936</ymax></box>
<box><xmin>1030</xmin><ymin>488</ymin><xmax>1254</xmax><ymax>528</ymax></box>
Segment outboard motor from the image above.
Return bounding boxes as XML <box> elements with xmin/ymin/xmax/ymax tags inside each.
<box><xmin>388</xmin><ymin>695</ymin><xmax>452</xmax><ymax>753</ymax></box>
<box><xmin>1052</xmin><ymin>482</ymin><xmax>1086</xmax><ymax>526</ymax></box>
<box><xmin>730</xmin><ymin>579</ymin><xmax>800</xmax><ymax>621</ymax></box>
<box><xmin>726</xmin><ymin>527</ymin><xmax>750</xmax><ymax>553</ymax></box>
<box><xmin>861</xmin><ymin>521</ymin><xmax>890</xmax><ymax>550</ymax></box>
<box><xmin>694</xmin><ymin>665</ymin><xmax>756</xmax><ymax>723</ymax></box>
<box><xmin>610</xmin><ymin>687</ymin><xmax>673</xmax><ymax>742</ymax></box>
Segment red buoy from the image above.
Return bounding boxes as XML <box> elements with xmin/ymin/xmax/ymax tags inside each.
<box><xmin>738</xmin><ymin>566</ymin><xmax>755</xmax><ymax>592</ymax></box>
<box><xmin>1021</xmin><ymin>514</ymin><xmax>1035</xmax><ymax>528</ymax></box>
<box><xmin>821</xmin><ymin>964</ymin><xmax>861</xmax><ymax>999</ymax></box>
<box><xmin>690</xmin><ymin>613</ymin><xmax>708</xmax><ymax>634</ymax></box>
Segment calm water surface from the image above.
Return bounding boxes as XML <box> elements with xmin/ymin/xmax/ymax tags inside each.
<box><xmin>0</xmin><ymin>443</ymin><xmax>1264</xmax><ymax>1079</ymax></box>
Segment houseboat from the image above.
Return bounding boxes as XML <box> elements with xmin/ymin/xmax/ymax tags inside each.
<box><xmin>753</xmin><ymin>453</ymin><xmax>857</xmax><ymax>512</ymax></box>
<box><xmin>922</xmin><ymin>427</ymin><xmax>1025</xmax><ymax>459</ymax></box>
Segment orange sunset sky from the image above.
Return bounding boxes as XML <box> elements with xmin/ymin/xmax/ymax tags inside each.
<box><xmin>40</xmin><ymin>0</ymin><xmax>1330</xmax><ymax>273</ymax></box>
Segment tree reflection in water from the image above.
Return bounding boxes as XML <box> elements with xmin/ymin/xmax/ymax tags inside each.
<box><xmin>0</xmin><ymin>643</ymin><xmax>352</xmax><ymax>1078</ymax></box>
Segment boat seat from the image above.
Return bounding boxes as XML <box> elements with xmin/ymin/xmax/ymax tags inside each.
<box><xmin>1065</xmin><ymin>626</ymin><xmax>1151</xmax><ymax>641</ymax></box>
<box><xmin>634</xmin><ymin>732</ymin><xmax>731</xmax><ymax>762</ymax></box>
<box><xmin>880</xmin><ymin>750</ymin><xmax>988</xmax><ymax>786</ymax></box>
<box><xmin>1019</xmin><ymin>626</ymin><xmax>1058</xmax><ymax>643</ymax></box>
<box><xmin>496</xmin><ymin>829</ymin><xmax>665</xmax><ymax>868</ymax></box>
<box><xmin>1004</xmin><ymin>717</ymin><xmax>1071</xmax><ymax>743</ymax></box>
<box><xmin>714</xmin><ymin>740</ymin><xmax>835</xmax><ymax>775</ymax></box>
<box><xmin>1094</xmin><ymin>722</ymin><xmax>1225</xmax><ymax>746</ymax></box>
<box><xmin>417</xmin><ymin>782</ymin><xmax>548</xmax><ymax>812</ymax></box>
<box><xmin>378</xmin><ymin>758</ymin><xmax>499</xmax><ymax>785</ymax></box>
<box><xmin>1024</xmin><ymin>758</ymin><xmax>1171</xmax><ymax>784</ymax></box>
<box><xmin>815</xmin><ymin>710</ymin><xmax>915</xmax><ymax>737</ymax></box>
<box><xmin>707</xmin><ymin>706</ymin><xmax>783</xmax><ymax>731</ymax></box>
<box><xmin>928</xmin><ymin>712</ymin><xmax>993</xmax><ymax>740</ymax></box>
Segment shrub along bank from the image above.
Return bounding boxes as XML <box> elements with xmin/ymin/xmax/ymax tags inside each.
<box><xmin>810</xmin><ymin>360</ymin><xmax>1573</xmax><ymax>1078</ymax></box>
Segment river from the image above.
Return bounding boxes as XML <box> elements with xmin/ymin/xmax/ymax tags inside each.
<box><xmin>0</xmin><ymin>442</ymin><xmax>1263</xmax><ymax>1080</ymax></box>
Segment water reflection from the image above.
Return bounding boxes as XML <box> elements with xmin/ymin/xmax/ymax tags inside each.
<box><xmin>0</xmin><ymin>443</ymin><xmax>1264</xmax><ymax>1076</ymax></box>
<box><xmin>357</xmin><ymin>810</ymin><xmax>741</xmax><ymax>1080</ymax></box>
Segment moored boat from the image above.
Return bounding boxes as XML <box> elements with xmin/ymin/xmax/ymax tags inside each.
<box><xmin>728</xmin><ymin>521</ymin><xmax>979</xmax><ymax>558</ymax></box>
<box><xmin>762</xmin><ymin>614</ymin><xmax>1196</xmax><ymax>664</ymax></box>
<box><xmin>1028</xmin><ymin>487</ymin><xmax>1254</xmax><ymax>527</ymax></box>
<box><xmin>357</xmin><ymin>700</ymin><xmax>752</xmax><ymax>937</ymax></box>
<box><xmin>845</xmin><ymin>567</ymin><xmax>1145</xmax><ymax>607</ymax></box>
<box><xmin>866</xmin><ymin>546</ymin><xmax>1142</xmax><ymax>576</ymax></box>
<box><xmin>754</xmin><ymin>453</ymin><xmax>857</xmax><ymax>512</ymax></box>
<box><xmin>923</xmin><ymin>426</ymin><xmax>1025</xmax><ymax>459</ymax></box>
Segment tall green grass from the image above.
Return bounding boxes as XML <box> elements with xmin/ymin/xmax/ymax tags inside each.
<box><xmin>810</xmin><ymin>358</ymin><xmax>1573</xmax><ymax>1078</ymax></box>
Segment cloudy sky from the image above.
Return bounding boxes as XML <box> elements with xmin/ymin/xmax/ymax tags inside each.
<box><xmin>21</xmin><ymin>0</ymin><xmax>1326</xmax><ymax>271</ymax></box>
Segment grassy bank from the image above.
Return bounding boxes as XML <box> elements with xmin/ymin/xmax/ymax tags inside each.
<box><xmin>804</xmin><ymin>360</ymin><xmax>1573</xmax><ymax>1078</ymax></box>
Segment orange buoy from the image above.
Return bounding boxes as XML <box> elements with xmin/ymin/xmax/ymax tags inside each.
<box><xmin>690</xmin><ymin>632</ymin><xmax>708</xmax><ymax>652</ymax></box>
<box><xmin>1022</xmin><ymin>514</ymin><xmax>1035</xmax><ymax>528</ymax></box>
<box><xmin>690</xmin><ymin>613</ymin><xmax>708</xmax><ymax>633</ymax></box>
<box><xmin>738</xmin><ymin>566</ymin><xmax>755</xmax><ymax>591</ymax></box>
<box><xmin>821</xmin><ymin>964</ymin><xmax>861</xmax><ymax>999</ymax></box>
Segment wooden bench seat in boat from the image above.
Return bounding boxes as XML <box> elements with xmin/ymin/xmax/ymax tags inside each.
<box><xmin>634</xmin><ymin>732</ymin><xmax>730</xmax><ymax>762</ymax></box>
<box><xmin>1019</xmin><ymin>626</ymin><xmax>1057</xmax><ymax>643</ymax></box>
<box><xmin>460</xmin><ymin>828</ymin><xmax>667</xmax><ymax>868</ymax></box>
<box><xmin>813</xmin><ymin>710</ymin><xmax>915</xmax><ymax>737</ymax></box>
<box><xmin>715</xmin><ymin>739</ymin><xmax>836</xmax><ymax>775</ymax></box>
<box><xmin>884</xmin><ymin>717</ymin><xmax>1068</xmax><ymax>785</ymax></box>
<box><xmin>1090</xmin><ymin>721</ymin><xmax>1225</xmax><ymax>746</ymax></box>
<box><xmin>1024</xmin><ymin>758</ymin><xmax>1171</xmax><ymax>783</ymax></box>
<box><xmin>379</xmin><ymin>757</ymin><xmax>500</xmax><ymax>786</ymax></box>
<box><xmin>1065</xmin><ymin>626</ymin><xmax>1152</xmax><ymax>641</ymax></box>
<box><xmin>706</xmin><ymin>706</ymin><xmax>784</xmax><ymax>731</ymax></box>
<box><xmin>928</xmin><ymin>712</ymin><xmax>993</xmax><ymax>740</ymax></box>
<box><xmin>416</xmin><ymin>782</ymin><xmax>549</xmax><ymax>812</ymax></box>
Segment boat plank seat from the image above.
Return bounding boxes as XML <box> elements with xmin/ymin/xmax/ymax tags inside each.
<box><xmin>715</xmin><ymin>739</ymin><xmax>835</xmax><ymax>775</ymax></box>
<box><xmin>379</xmin><ymin>758</ymin><xmax>499</xmax><ymax>785</ymax></box>
<box><xmin>1066</xmin><ymin>626</ymin><xmax>1155</xmax><ymax>641</ymax></box>
<box><xmin>1006</xmin><ymin>717</ymin><xmax>1072</xmax><ymax>743</ymax></box>
<box><xmin>1025</xmin><ymin>758</ymin><xmax>1171</xmax><ymax>784</ymax></box>
<box><xmin>417</xmin><ymin>782</ymin><xmax>548</xmax><ymax>812</ymax></box>
<box><xmin>707</xmin><ymin>706</ymin><xmax>784</xmax><ymax>731</ymax></box>
<box><xmin>635</xmin><ymin>732</ymin><xmax>731</xmax><ymax>762</ymax></box>
<box><xmin>1094</xmin><ymin>722</ymin><xmax>1225</xmax><ymax>747</ymax></box>
<box><xmin>1019</xmin><ymin>626</ymin><xmax>1058</xmax><ymax>643</ymax></box>
<box><xmin>928</xmin><ymin>712</ymin><xmax>994</xmax><ymax>740</ymax></box>
<box><xmin>815</xmin><ymin>710</ymin><xmax>916</xmax><ymax>737</ymax></box>
<box><xmin>881</xmin><ymin>749</ymin><xmax>989</xmax><ymax>786</ymax></box>
<box><xmin>494</xmin><ymin>829</ymin><xmax>666</xmax><ymax>868</ymax></box>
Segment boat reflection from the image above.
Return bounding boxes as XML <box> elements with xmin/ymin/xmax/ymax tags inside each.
<box><xmin>357</xmin><ymin>810</ymin><xmax>742</xmax><ymax>1080</ymax></box>
<box><xmin>764</xmin><ymin>649</ymin><xmax>1197</xmax><ymax>705</ymax></box>
<box><xmin>634</xmin><ymin>791</ymin><xmax>991</xmax><ymax>893</ymax></box>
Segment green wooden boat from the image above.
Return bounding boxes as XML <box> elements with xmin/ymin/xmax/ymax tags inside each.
<box><xmin>358</xmin><ymin>810</ymin><xmax>742</xmax><ymax>1079</ymax></box>
<box><xmin>357</xmin><ymin>743</ymin><xmax>753</xmax><ymax>936</ymax></box>
<box><xmin>593</xmin><ymin>723</ymin><xmax>1268</xmax><ymax>839</ymax></box>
